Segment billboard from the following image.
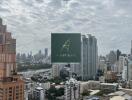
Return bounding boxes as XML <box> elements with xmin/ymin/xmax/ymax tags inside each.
<box><xmin>51</xmin><ymin>33</ymin><xmax>81</xmax><ymax>63</ymax></box>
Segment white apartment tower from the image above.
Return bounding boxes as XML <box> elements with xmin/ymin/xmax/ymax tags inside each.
<box><xmin>33</xmin><ymin>87</ymin><xmax>45</xmax><ymax>100</ymax></box>
<box><xmin>52</xmin><ymin>64</ymin><xmax>60</xmax><ymax>78</ymax></box>
<box><xmin>119</xmin><ymin>56</ymin><xmax>128</xmax><ymax>80</ymax></box>
<box><xmin>128</xmin><ymin>60</ymin><xmax>132</xmax><ymax>81</ymax></box>
<box><xmin>64</xmin><ymin>78</ymin><xmax>80</xmax><ymax>100</ymax></box>
<box><xmin>82</xmin><ymin>34</ymin><xmax>98</xmax><ymax>80</ymax></box>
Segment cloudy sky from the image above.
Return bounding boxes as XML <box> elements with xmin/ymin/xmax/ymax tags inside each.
<box><xmin>0</xmin><ymin>0</ymin><xmax>132</xmax><ymax>55</ymax></box>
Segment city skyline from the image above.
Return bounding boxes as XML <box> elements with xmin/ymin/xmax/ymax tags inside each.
<box><xmin>0</xmin><ymin>0</ymin><xmax>132</xmax><ymax>55</ymax></box>
<box><xmin>1</xmin><ymin>1</ymin><xmax>132</xmax><ymax>100</ymax></box>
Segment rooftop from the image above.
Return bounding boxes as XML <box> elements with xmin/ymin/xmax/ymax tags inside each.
<box><xmin>101</xmin><ymin>83</ymin><xmax>118</xmax><ymax>86</ymax></box>
<box><xmin>35</xmin><ymin>86</ymin><xmax>43</xmax><ymax>90</ymax></box>
<box><xmin>110</xmin><ymin>96</ymin><xmax>125</xmax><ymax>100</ymax></box>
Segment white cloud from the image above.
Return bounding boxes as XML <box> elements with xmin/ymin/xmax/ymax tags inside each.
<box><xmin>0</xmin><ymin>0</ymin><xmax>132</xmax><ymax>55</ymax></box>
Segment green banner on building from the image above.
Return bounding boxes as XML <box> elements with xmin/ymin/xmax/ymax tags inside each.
<box><xmin>51</xmin><ymin>33</ymin><xmax>81</xmax><ymax>63</ymax></box>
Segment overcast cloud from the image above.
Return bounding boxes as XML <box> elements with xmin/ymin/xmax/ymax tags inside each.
<box><xmin>0</xmin><ymin>0</ymin><xmax>132</xmax><ymax>55</ymax></box>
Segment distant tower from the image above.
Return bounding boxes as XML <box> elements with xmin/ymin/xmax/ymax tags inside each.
<box><xmin>45</xmin><ymin>48</ymin><xmax>48</xmax><ymax>57</ymax></box>
<box><xmin>52</xmin><ymin>64</ymin><xmax>60</xmax><ymax>78</ymax></box>
<box><xmin>108</xmin><ymin>51</ymin><xmax>116</xmax><ymax>65</ymax></box>
<box><xmin>131</xmin><ymin>40</ymin><xmax>132</xmax><ymax>55</ymax></box>
<box><xmin>0</xmin><ymin>18</ymin><xmax>2</xmax><ymax>25</ymax></box>
<box><xmin>128</xmin><ymin>60</ymin><xmax>132</xmax><ymax>81</ymax></box>
<box><xmin>116</xmin><ymin>49</ymin><xmax>121</xmax><ymax>61</ymax></box>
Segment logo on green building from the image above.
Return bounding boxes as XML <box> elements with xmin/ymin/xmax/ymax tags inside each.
<box><xmin>51</xmin><ymin>33</ymin><xmax>81</xmax><ymax>63</ymax></box>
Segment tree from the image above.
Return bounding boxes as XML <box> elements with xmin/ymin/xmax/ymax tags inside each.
<box><xmin>81</xmin><ymin>89</ymin><xmax>90</xmax><ymax>96</ymax></box>
<box><xmin>46</xmin><ymin>87</ymin><xmax>64</xmax><ymax>100</ymax></box>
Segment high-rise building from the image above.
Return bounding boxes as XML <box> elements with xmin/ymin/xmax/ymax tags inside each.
<box><xmin>108</xmin><ymin>51</ymin><xmax>117</xmax><ymax>65</ymax></box>
<box><xmin>118</xmin><ymin>56</ymin><xmax>125</xmax><ymax>74</ymax></box>
<box><xmin>52</xmin><ymin>64</ymin><xmax>60</xmax><ymax>78</ymax></box>
<box><xmin>81</xmin><ymin>34</ymin><xmax>98</xmax><ymax>80</ymax></box>
<box><xmin>118</xmin><ymin>56</ymin><xmax>128</xmax><ymax>74</ymax></box>
<box><xmin>0</xmin><ymin>18</ymin><xmax>24</xmax><ymax>100</ymax></box>
<box><xmin>128</xmin><ymin>60</ymin><xmax>132</xmax><ymax>81</ymax></box>
<box><xmin>44</xmin><ymin>48</ymin><xmax>48</xmax><ymax>58</ymax></box>
<box><xmin>116</xmin><ymin>49</ymin><xmax>121</xmax><ymax>61</ymax></box>
<box><xmin>122</xmin><ymin>58</ymin><xmax>128</xmax><ymax>81</ymax></box>
<box><xmin>131</xmin><ymin>40</ymin><xmax>132</xmax><ymax>55</ymax></box>
<box><xmin>33</xmin><ymin>86</ymin><xmax>45</xmax><ymax>100</ymax></box>
<box><xmin>98</xmin><ymin>56</ymin><xmax>107</xmax><ymax>71</ymax></box>
<box><xmin>64</xmin><ymin>78</ymin><xmax>80</xmax><ymax>100</ymax></box>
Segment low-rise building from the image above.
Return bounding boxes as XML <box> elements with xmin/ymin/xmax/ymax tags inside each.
<box><xmin>99</xmin><ymin>76</ymin><xmax>105</xmax><ymax>83</ymax></box>
<box><xmin>80</xmin><ymin>81</ymin><xmax>100</xmax><ymax>94</ymax></box>
<box><xmin>41</xmin><ymin>82</ymin><xmax>51</xmax><ymax>90</ymax></box>
<box><xmin>104</xmin><ymin>71</ymin><xmax>117</xmax><ymax>82</ymax></box>
<box><xmin>110</xmin><ymin>96</ymin><xmax>125</xmax><ymax>100</ymax></box>
<box><xmin>100</xmin><ymin>83</ymin><xmax>118</xmax><ymax>92</ymax></box>
<box><xmin>83</xmin><ymin>96</ymin><xmax>99</xmax><ymax>100</ymax></box>
<box><xmin>108</xmin><ymin>91</ymin><xmax>132</xmax><ymax>100</ymax></box>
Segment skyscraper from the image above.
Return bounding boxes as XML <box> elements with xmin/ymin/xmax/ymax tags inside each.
<box><xmin>108</xmin><ymin>51</ymin><xmax>117</xmax><ymax>65</ymax></box>
<box><xmin>128</xmin><ymin>60</ymin><xmax>132</xmax><ymax>81</ymax></box>
<box><xmin>116</xmin><ymin>49</ymin><xmax>121</xmax><ymax>61</ymax></box>
<box><xmin>82</xmin><ymin>34</ymin><xmax>98</xmax><ymax>80</ymax></box>
<box><xmin>118</xmin><ymin>55</ymin><xmax>127</xmax><ymax>74</ymax></box>
<box><xmin>44</xmin><ymin>48</ymin><xmax>48</xmax><ymax>57</ymax></box>
<box><xmin>52</xmin><ymin>64</ymin><xmax>60</xmax><ymax>78</ymax></box>
<box><xmin>121</xmin><ymin>56</ymin><xmax>128</xmax><ymax>81</ymax></box>
<box><xmin>0</xmin><ymin>18</ymin><xmax>24</xmax><ymax>100</ymax></box>
<box><xmin>131</xmin><ymin>40</ymin><xmax>132</xmax><ymax>55</ymax></box>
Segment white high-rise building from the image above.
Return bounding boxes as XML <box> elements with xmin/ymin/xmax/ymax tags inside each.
<box><xmin>24</xmin><ymin>90</ymin><xmax>28</xmax><ymax>100</ymax></box>
<box><xmin>52</xmin><ymin>64</ymin><xmax>60</xmax><ymax>78</ymax></box>
<box><xmin>33</xmin><ymin>86</ymin><xmax>45</xmax><ymax>100</ymax></box>
<box><xmin>108</xmin><ymin>51</ymin><xmax>117</xmax><ymax>65</ymax></box>
<box><xmin>112</xmin><ymin>62</ymin><xmax>118</xmax><ymax>72</ymax></box>
<box><xmin>128</xmin><ymin>60</ymin><xmax>132</xmax><ymax>81</ymax></box>
<box><xmin>122</xmin><ymin>65</ymin><xmax>128</xmax><ymax>81</ymax></box>
<box><xmin>118</xmin><ymin>56</ymin><xmax>125</xmax><ymax>74</ymax></box>
<box><xmin>82</xmin><ymin>34</ymin><xmax>98</xmax><ymax>80</ymax></box>
<box><xmin>118</xmin><ymin>56</ymin><xmax>128</xmax><ymax>80</ymax></box>
<box><xmin>98</xmin><ymin>57</ymin><xmax>107</xmax><ymax>71</ymax></box>
<box><xmin>64</xmin><ymin>78</ymin><xmax>80</xmax><ymax>100</ymax></box>
<box><xmin>131</xmin><ymin>40</ymin><xmax>132</xmax><ymax>55</ymax></box>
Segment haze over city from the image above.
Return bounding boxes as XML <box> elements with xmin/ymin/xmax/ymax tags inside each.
<box><xmin>0</xmin><ymin>0</ymin><xmax>132</xmax><ymax>55</ymax></box>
